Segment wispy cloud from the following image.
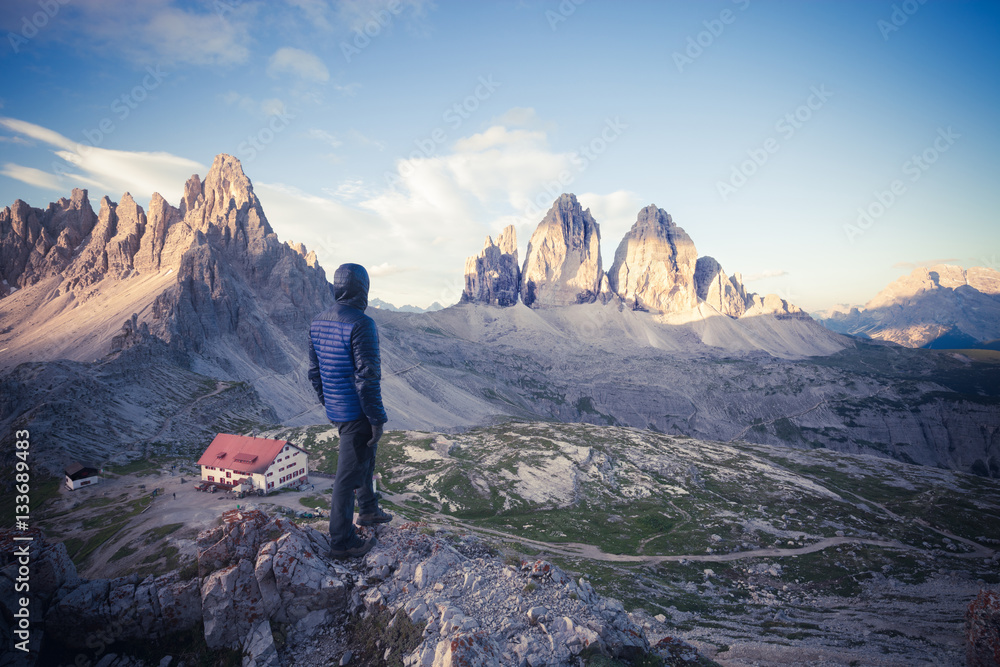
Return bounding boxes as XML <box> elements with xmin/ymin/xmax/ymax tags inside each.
<box><xmin>33</xmin><ymin>0</ymin><xmax>255</xmax><ymax>67</ymax></box>
<box><xmin>0</xmin><ymin>117</ymin><xmax>204</xmax><ymax>204</ymax></box>
<box><xmin>307</xmin><ymin>128</ymin><xmax>342</xmax><ymax>148</ymax></box>
<box><xmin>743</xmin><ymin>269</ymin><xmax>789</xmax><ymax>281</ymax></box>
<box><xmin>267</xmin><ymin>47</ymin><xmax>330</xmax><ymax>82</ymax></box>
<box><xmin>1</xmin><ymin>163</ymin><xmax>63</xmax><ymax>191</ymax></box>
<box><xmin>577</xmin><ymin>190</ymin><xmax>645</xmax><ymax>254</ymax></box>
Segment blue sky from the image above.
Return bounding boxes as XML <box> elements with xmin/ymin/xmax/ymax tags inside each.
<box><xmin>1</xmin><ymin>0</ymin><xmax>998</xmax><ymax>311</ymax></box>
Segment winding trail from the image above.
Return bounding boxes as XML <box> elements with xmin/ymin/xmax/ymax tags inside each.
<box><xmin>382</xmin><ymin>478</ymin><xmax>996</xmax><ymax>565</ymax></box>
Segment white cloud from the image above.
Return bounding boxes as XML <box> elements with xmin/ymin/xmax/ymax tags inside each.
<box><xmin>1</xmin><ymin>163</ymin><xmax>64</xmax><ymax>191</ymax></box>
<box><xmin>348</xmin><ymin>129</ymin><xmax>385</xmax><ymax>150</ymax></box>
<box><xmin>267</xmin><ymin>47</ymin><xmax>330</xmax><ymax>82</ymax></box>
<box><xmin>307</xmin><ymin>128</ymin><xmax>342</xmax><ymax>148</ymax></box>
<box><xmin>0</xmin><ymin>135</ymin><xmax>31</xmax><ymax>146</ymax></box>
<box><xmin>335</xmin><ymin>0</ymin><xmax>433</xmax><ymax>33</ymax></box>
<box><xmin>334</xmin><ymin>83</ymin><xmax>362</xmax><ymax>97</ymax></box>
<box><xmin>369</xmin><ymin>262</ymin><xmax>407</xmax><ymax>277</ymax></box>
<box><xmin>286</xmin><ymin>0</ymin><xmax>334</xmax><ymax>30</ymax></box>
<box><xmin>322</xmin><ymin>178</ymin><xmax>370</xmax><ymax>201</ymax></box>
<box><xmin>50</xmin><ymin>1</ymin><xmax>253</xmax><ymax>67</ymax></box>
<box><xmin>261</xmin><ymin>98</ymin><xmax>289</xmax><ymax>117</ymax></box>
<box><xmin>577</xmin><ymin>190</ymin><xmax>645</xmax><ymax>258</ymax></box>
<box><xmin>743</xmin><ymin>269</ymin><xmax>789</xmax><ymax>281</ymax></box>
<box><xmin>0</xmin><ymin>117</ymin><xmax>205</xmax><ymax>205</ymax></box>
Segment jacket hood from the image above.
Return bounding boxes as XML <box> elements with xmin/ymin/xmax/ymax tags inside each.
<box><xmin>333</xmin><ymin>263</ymin><xmax>370</xmax><ymax>310</ymax></box>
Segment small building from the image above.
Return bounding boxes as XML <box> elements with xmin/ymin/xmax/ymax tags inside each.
<box><xmin>197</xmin><ymin>434</ymin><xmax>308</xmax><ymax>493</ymax></box>
<box><xmin>64</xmin><ymin>462</ymin><xmax>100</xmax><ymax>490</ymax></box>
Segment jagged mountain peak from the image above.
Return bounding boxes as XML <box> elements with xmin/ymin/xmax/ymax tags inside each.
<box><xmin>521</xmin><ymin>192</ymin><xmax>603</xmax><ymax>307</ymax></box>
<box><xmin>609</xmin><ymin>203</ymin><xmax>698</xmax><ymax>312</ymax></box>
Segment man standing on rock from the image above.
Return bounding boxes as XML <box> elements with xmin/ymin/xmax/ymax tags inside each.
<box><xmin>308</xmin><ymin>263</ymin><xmax>392</xmax><ymax>558</ymax></box>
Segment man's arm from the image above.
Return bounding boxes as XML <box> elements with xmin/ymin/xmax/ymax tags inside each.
<box><xmin>307</xmin><ymin>332</ymin><xmax>325</xmax><ymax>405</ymax></box>
<box><xmin>350</xmin><ymin>317</ymin><xmax>388</xmax><ymax>425</ymax></box>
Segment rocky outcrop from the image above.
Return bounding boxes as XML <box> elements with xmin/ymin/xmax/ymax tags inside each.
<box><xmin>608</xmin><ymin>205</ymin><xmax>698</xmax><ymax>313</ymax></box>
<box><xmin>821</xmin><ymin>264</ymin><xmax>1000</xmax><ymax>347</ymax></box>
<box><xmin>694</xmin><ymin>256</ymin><xmax>748</xmax><ymax>318</ymax></box>
<box><xmin>521</xmin><ymin>194</ymin><xmax>603</xmax><ymax>307</ymax></box>
<box><xmin>4</xmin><ymin>511</ymin><xmax>682</xmax><ymax>667</ymax></box>
<box><xmin>965</xmin><ymin>589</ymin><xmax>1000</xmax><ymax>667</ymax></box>
<box><xmin>461</xmin><ymin>225</ymin><xmax>520</xmax><ymax>306</ymax></box>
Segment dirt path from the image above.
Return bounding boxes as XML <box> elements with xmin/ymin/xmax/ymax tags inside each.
<box><xmin>381</xmin><ymin>488</ymin><xmax>995</xmax><ymax>565</ymax></box>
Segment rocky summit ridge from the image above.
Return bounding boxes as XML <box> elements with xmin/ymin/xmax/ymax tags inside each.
<box><xmin>0</xmin><ymin>154</ymin><xmax>333</xmax><ymax>415</ymax></box>
<box><xmin>462</xmin><ymin>193</ymin><xmax>803</xmax><ymax>320</ymax></box>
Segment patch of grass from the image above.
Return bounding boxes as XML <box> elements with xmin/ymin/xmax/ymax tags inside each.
<box><xmin>110</xmin><ymin>544</ymin><xmax>138</xmax><ymax>562</ymax></box>
<box><xmin>143</xmin><ymin>522</ymin><xmax>184</xmax><ymax>541</ymax></box>
<box><xmin>345</xmin><ymin>608</ymin><xmax>425</xmax><ymax>667</ymax></box>
<box><xmin>70</xmin><ymin>521</ymin><xmax>129</xmax><ymax>565</ymax></box>
<box><xmin>299</xmin><ymin>494</ymin><xmax>331</xmax><ymax>510</ymax></box>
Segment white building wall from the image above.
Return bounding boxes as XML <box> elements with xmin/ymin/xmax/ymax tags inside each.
<box><xmin>65</xmin><ymin>475</ymin><xmax>100</xmax><ymax>490</ymax></box>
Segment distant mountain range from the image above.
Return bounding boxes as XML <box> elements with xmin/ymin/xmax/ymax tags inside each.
<box><xmin>817</xmin><ymin>264</ymin><xmax>1000</xmax><ymax>348</ymax></box>
<box><xmin>1</xmin><ymin>155</ymin><xmax>997</xmax><ymax>479</ymax></box>
<box><xmin>370</xmin><ymin>297</ymin><xmax>445</xmax><ymax>313</ymax></box>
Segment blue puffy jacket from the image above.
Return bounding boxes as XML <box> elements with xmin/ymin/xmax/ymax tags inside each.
<box><xmin>307</xmin><ymin>264</ymin><xmax>388</xmax><ymax>425</ymax></box>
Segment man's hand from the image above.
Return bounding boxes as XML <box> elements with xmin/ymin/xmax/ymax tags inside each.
<box><xmin>367</xmin><ymin>422</ymin><xmax>383</xmax><ymax>448</ymax></box>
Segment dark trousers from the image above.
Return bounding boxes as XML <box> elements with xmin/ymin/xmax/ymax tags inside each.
<box><xmin>329</xmin><ymin>418</ymin><xmax>378</xmax><ymax>549</ymax></box>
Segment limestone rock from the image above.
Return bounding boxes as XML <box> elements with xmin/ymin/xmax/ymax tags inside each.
<box><xmin>607</xmin><ymin>205</ymin><xmax>698</xmax><ymax>313</ymax></box>
<box><xmin>431</xmin><ymin>631</ymin><xmax>501</xmax><ymax>667</ymax></box>
<box><xmin>965</xmin><ymin>589</ymin><xmax>1000</xmax><ymax>667</ymax></box>
<box><xmin>694</xmin><ymin>256</ymin><xmax>748</xmax><ymax>318</ymax></box>
<box><xmin>521</xmin><ymin>194</ymin><xmax>602</xmax><ymax>307</ymax></box>
<box><xmin>744</xmin><ymin>293</ymin><xmax>807</xmax><ymax>319</ymax></box>
<box><xmin>462</xmin><ymin>225</ymin><xmax>519</xmax><ymax>306</ymax></box>
<box><xmin>201</xmin><ymin>558</ymin><xmax>267</xmax><ymax>650</ymax></box>
<box><xmin>0</xmin><ymin>188</ymin><xmax>96</xmax><ymax>294</ymax></box>
<box><xmin>135</xmin><ymin>192</ymin><xmax>182</xmax><ymax>273</ymax></box>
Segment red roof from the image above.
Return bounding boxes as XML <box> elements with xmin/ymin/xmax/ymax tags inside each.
<box><xmin>197</xmin><ymin>434</ymin><xmax>296</xmax><ymax>475</ymax></box>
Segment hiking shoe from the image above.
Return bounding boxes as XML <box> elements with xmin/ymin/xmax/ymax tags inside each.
<box><xmin>329</xmin><ymin>535</ymin><xmax>377</xmax><ymax>559</ymax></box>
<box><xmin>357</xmin><ymin>507</ymin><xmax>393</xmax><ymax>526</ymax></box>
